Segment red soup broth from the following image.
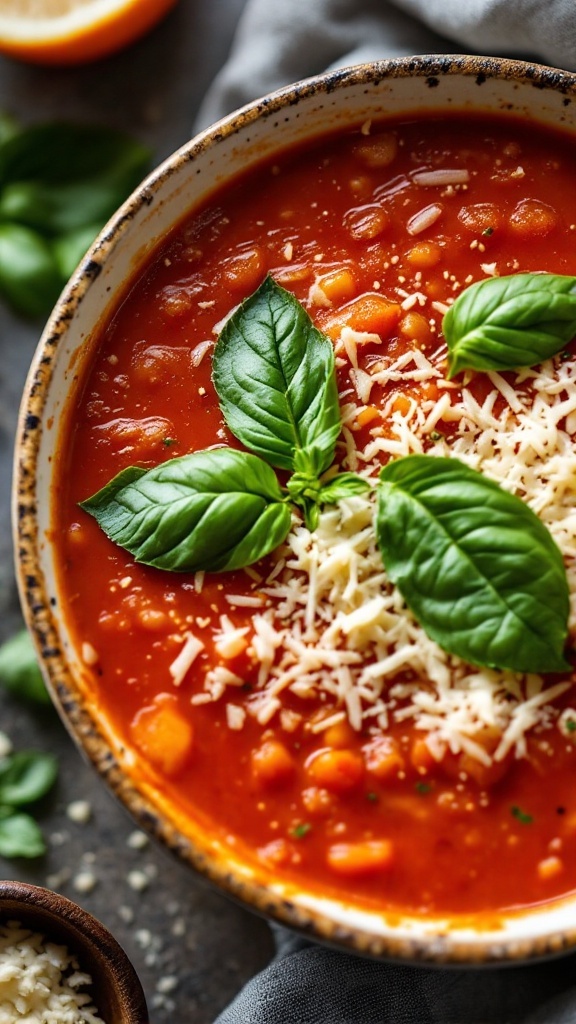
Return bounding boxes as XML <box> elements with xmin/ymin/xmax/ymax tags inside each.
<box><xmin>54</xmin><ymin>115</ymin><xmax>576</xmax><ymax>917</ymax></box>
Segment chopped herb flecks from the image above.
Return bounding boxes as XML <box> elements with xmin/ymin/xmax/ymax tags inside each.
<box><xmin>291</xmin><ymin>823</ymin><xmax>311</xmax><ymax>839</ymax></box>
<box><xmin>511</xmin><ymin>805</ymin><xmax>533</xmax><ymax>825</ymax></box>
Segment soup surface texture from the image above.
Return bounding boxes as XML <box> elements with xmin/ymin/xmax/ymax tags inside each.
<box><xmin>55</xmin><ymin>115</ymin><xmax>576</xmax><ymax>917</ymax></box>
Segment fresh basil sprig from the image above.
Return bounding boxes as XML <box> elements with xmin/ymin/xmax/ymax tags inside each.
<box><xmin>444</xmin><ymin>273</ymin><xmax>576</xmax><ymax>378</ymax></box>
<box><xmin>0</xmin><ymin>750</ymin><xmax>58</xmax><ymax>860</ymax></box>
<box><xmin>0</xmin><ymin>120</ymin><xmax>150</xmax><ymax>317</ymax></box>
<box><xmin>81</xmin><ymin>449</ymin><xmax>293</xmax><ymax>573</ymax></box>
<box><xmin>82</xmin><ymin>276</ymin><xmax>367</xmax><ymax>568</ymax></box>
<box><xmin>376</xmin><ymin>455</ymin><xmax>570</xmax><ymax>673</ymax></box>
<box><xmin>213</xmin><ymin>275</ymin><xmax>341</xmax><ymax>475</ymax></box>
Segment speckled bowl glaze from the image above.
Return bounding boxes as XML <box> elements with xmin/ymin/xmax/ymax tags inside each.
<box><xmin>14</xmin><ymin>56</ymin><xmax>576</xmax><ymax>965</ymax></box>
<box><xmin>0</xmin><ymin>880</ymin><xmax>148</xmax><ymax>1022</ymax></box>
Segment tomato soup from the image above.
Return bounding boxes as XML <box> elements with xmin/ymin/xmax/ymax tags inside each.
<box><xmin>54</xmin><ymin>115</ymin><xmax>576</xmax><ymax>917</ymax></box>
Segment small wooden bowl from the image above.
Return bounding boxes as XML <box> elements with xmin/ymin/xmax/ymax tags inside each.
<box><xmin>0</xmin><ymin>880</ymin><xmax>148</xmax><ymax>1023</ymax></box>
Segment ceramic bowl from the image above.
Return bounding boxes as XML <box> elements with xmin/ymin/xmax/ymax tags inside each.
<box><xmin>0</xmin><ymin>880</ymin><xmax>148</xmax><ymax>1022</ymax></box>
<box><xmin>13</xmin><ymin>55</ymin><xmax>576</xmax><ymax>965</ymax></box>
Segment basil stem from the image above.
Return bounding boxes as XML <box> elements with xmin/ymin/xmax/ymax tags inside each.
<box><xmin>444</xmin><ymin>273</ymin><xmax>576</xmax><ymax>378</ymax></box>
<box><xmin>376</xmin><ymin>455</ymin><xmax>570</xmax><ymax>673</ymax></box>
<box><xmin>213</xmin><ymin>275</ymin><xmax>341</xmax><ymax>473</ymax></box>
<box><xmin>81</xmin><ymin>448</ymin><xmax>292</xmax><ymax>573</ymax></box>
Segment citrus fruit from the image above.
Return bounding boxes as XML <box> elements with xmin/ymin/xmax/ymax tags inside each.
<box><xmin>0</xmin><ymin>0</ymin><xmax>179</xmax><ymax>65</ymax></box>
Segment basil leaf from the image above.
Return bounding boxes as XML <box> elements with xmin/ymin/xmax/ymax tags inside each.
<box><xmin>0</xmin><ymin>123</ymin><xmax>150</xmax><ymax>190</ymax></box>
<box><xmin>0</xmin><ymin>630</ymin><xmax>50</xmax><ymax>705</ymax></box>
<box><xmin>0</xmin><ymin>752</ymin><xmax>58</xmax><ymax>806</ymax></box>
<box><xmin>80</xmin><ymin>448</ymin><xmax>292</xmax><ymax>573</ymax></box>
<box><xmin>213</xmin><ymin>275</ymin><xmax>341</xmax><ymax>472</ymax></box>
<box><xmin>0</xmin><ymin>177</ymin><xmax>135</xmax><ymax>236</ymax></box>
<box><xmin>0</xmin><ymin>223</ymin><xmax>61</xmax><ymax>316</ymax></box>
<box><xmin>376</xmin><ymin>455</ymin><xmax>570</xmax><ymax>673</ymax></box>
<box><xmin>318</xmin><ymin>473</ymin><xmax>371</xmax><ymax>504</ymax></box>
<box><xmin>0</xmin><ymin>811</ymin><xmax>46</xmax><ymax>859</ymax></box>
<box><xmin>444</xmin><ymin>273</ymin><xmax>576</xmax><ymax>378</ymax></box>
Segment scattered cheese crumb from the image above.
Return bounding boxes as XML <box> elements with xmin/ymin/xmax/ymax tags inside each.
<box><xmin>66</xmin><ymin>800</ymin><xmax>92</xmax><ymax>825</ymax></box>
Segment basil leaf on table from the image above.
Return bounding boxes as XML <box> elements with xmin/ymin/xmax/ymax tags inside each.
<box><xmin>0</xmin><ymin>630</ymin><xmax>50</xmax><ymax>705</ymax></box>
<box><xmin>213</xmin><ymin>275</ymin><xmax>341</xmax><ymax>473</ymax></box>
<box><xmin>0</xmin><ymin>752</ymin><xmax>58</xmax><ymax>806</ymax></box>
<box><xmin>0</xmin><ymin>223</ymin><xmax>62</xmax><ymax>316</ymax></box>
<box><xmin>0</xmin><ymin>123</ymin><xmax>150</xmax><ymax>191</ymax></box>
<box><xmin>81</xmin><ymin>448</ymin><xmax>292</xmax><ymax>573</ymax></box>
<box><xmin>376</xmin><ymin>455</ymin><xmax>570</xmax><ymax>674</ymax></box>
<box><xmin>444</xmin><ymin>273</ymin><xmax>576</xmax><ymax>378</ymax></box>
<box><xmin>0</xmin><ymin>809</ymin><xmax>46</xmax><ymax>859</ymax></box>
<box><xmin>0</xmin><ymin>120</ymin><xmax>150</xmax><ymax>317</ymax></box>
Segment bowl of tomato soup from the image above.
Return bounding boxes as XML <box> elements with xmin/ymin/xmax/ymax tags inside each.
<box><xmin>14</xmin><ymin>56</ymin><xmax>576</xmax><ymax>964</ymax></box>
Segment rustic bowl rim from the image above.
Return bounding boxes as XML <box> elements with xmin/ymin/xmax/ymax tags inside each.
<box><xmin>13</xmin><ymin>54</ymin><xmax>576</xmax><ymax>967</ymax></box>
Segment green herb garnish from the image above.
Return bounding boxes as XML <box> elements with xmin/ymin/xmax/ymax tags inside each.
<box><xmin>0</xmin><ymin>750</ymin><xmax>58</xmax><ymax>859</ymax></box>
<box><xmin>376</xmin><ymin>455</ymin><xmax>570</xmax><ymax>674</ymax></box>
<box><xmin>291</xmin><ymin>822</ymin><xmax>312</xmax><ymax>839</ymax></box>
<box><xmin>81</xmin><ymin>276</ymin><xmax>369</xmax><ymax>562</ymax></box>
<box><xmin>0</xmin><ymin>630</ymin><xmax>50</xmax><ymax>705</ymax></box>
<box><xmin>0</xmin><ymin>120</ymin><xmax>150</xmax><ymax>317</ymax></box>
<box><xmin>444</xmin><ymin>273</ymin><xmax>576</xmax><ymax>378</ymax></box>
<box><xmin>82</xmin><ymin>272</ymin><xmax>573</xmax><ymax>675</ymax></box>
<box><xmin>415</xmin><ymin>781</ymin><xmax>431</xmax><ymax>794</ymax></box>
<box><xmin>511</xmin><ymin>805</ymin><xmax>533</xmax><ymax>825</ymax></box>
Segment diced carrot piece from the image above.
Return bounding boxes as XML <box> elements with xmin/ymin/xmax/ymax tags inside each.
<box><xmin>457</xmin><ymin>203</ymin><xmax>503</xmax><ymax>235</ymax></box>
<box><xmin>317</xmin><ymin>268</ymin><xmax>357</xmax><ymax>305</ymax></box>
<box><xmin>251</xmin><ymin>739</ymin><xmax>295</xmax><ymax>788</ymax></box>
<box><xmin>537</xmin><ymin>856</ymin><xmax>563</xmax><ymax>881</ymax></box>
<box><xmin>400</xmin><ymin>311</ymin><xmax>432</xmax><ymax>346</ymax></box>
<box><xmin>508</xmin><ymin>199</ymin><xmax>559</xmax><ymax>239</ymax></box>
<box><xmin>327</xmin><ymin>839</ymin><xmax>394</xmax><ymax>875</ymax></box>
<box><xmin>322</xmin><ymin>720</ymin><xmax>356</xmax><ymax>749</ymax></box>
<box><xmin>344</xmin><ymin>205</ymin><xmax>389</xmax><ymax>241</ymax></box>
<box><xmin>306</xmin><ymin>748</ymin><xmax>364</xmax><ymax>793</ymax></box>
<box><xmin>221</xmin><ymin>247</ymin><xmax>266</xmax><ymax>291</ymax></box>
<box><xmin>410</xmin><ymin>737</ymin><xmax>435</xmax><ymax>774</ymax></box>
<box><xmin>321</xmin><ymin>293</ymin><xmax>401</xmax><ymax>340</ymax></box>
<box><xmin>356</xmin><ymin>405</ymin><xmax>380</xmax><ymax>428</ymax></box>
<box><xmin>405</xmin><ymin>239</ymin><xmax>442</xmax><ymax>268</ymax></box>
<box><xmin>392</xmin><ymin>393</ymin><xmax>411</xmax><ymax>417</ymax></box>
<box><xmin>130</xmin><ymin>694</ymin><xmax>193</xmax><ymax>777</ymax></box>
<box><xmin>364</xmin><ymin>736</ymin><xmax>405</xmax><ymax>782</ymax></box>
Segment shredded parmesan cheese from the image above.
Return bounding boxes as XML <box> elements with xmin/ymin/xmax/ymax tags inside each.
<box><xmin>0</xmin><ymin>922</ymin><xmax>106</xmax><ymax>1024</ymax></box>
<box><xmin>169</xmin><ymin>632</ymin><xmax>204</xmax><ymax>686</ymax></box>
<box><xmin>186</xmin><ymin>335</ymin><xmax>576</xmax><ymax>767</ymax></box>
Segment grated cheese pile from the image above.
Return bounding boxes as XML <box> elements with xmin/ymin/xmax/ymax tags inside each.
<box><xmin>0</xmin><ymin>920</ymin><xmax>106</xmax><ymax>1024</ymax></box>
<box><xmin>188</xmin><ymin>328</ymin><xmax>576</xmax><ymax>767</ymax></box>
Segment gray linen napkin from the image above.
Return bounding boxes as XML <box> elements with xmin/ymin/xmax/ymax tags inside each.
<box><xmin>213</xmin><ymin>927</ymin><xmax>576</xmax><ymax>1024</ymax></box>
<box><xmin>202</xmin><ymin>2</ymin><xmax>576</xmax><ymax>1021</ymax></box>
<box><xmin>196</xmin><ymin>0</ymin><xmax>576</xmax><ymax>129</ymax></box>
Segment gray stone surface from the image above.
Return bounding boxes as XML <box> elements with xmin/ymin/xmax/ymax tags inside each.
<box><xmin>0</xmin><ymin>3</ymin><xmax>276</xmax><ymax>1020</ymax></box>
